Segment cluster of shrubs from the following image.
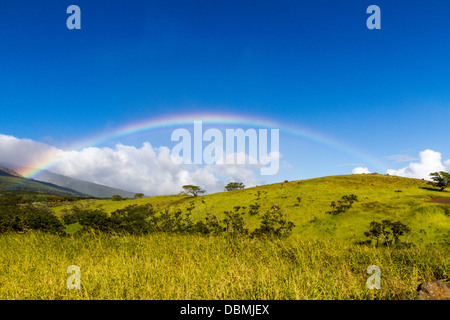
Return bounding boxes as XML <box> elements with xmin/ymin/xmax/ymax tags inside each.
<box><xmin>326</xmin><ymin>194</ymin><xmax>358</xmax><ymax>215</ymax></box>
<box><xmin>363</xmin><ymin>219</ymin><xmax>411</xmax><ymax>247</ymax></box>
<box><xmin>0</xmin><ymin>199</ymin><xmax>295</xmax><ymax>239</ymax></box>
<box><xmin>60</xmin><ymin>203</ymin><xmax>295</xmax><ymax>239</ymax></box>
<box><xmin>323</xmin><ymin>194</ymin><xmax>412</xmax><ymax>246</ymax></box>
<box><xmin>0</xmin><ymin>203</ymin><xmax>65</xmax><ymax>234</ymax></box>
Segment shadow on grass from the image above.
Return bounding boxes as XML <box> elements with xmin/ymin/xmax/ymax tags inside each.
<box><xmin>419</xmin><ymin>187</ymin><xmax>449</xmax><ymax>193</ymax></box>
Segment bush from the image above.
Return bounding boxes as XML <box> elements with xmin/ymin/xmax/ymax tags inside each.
<box><xmin>326</xmin><ymin>194</ymin><xmax>358</xmax><ymax>215</ymax></box>
<box><xmin>364</xmin><ymin>219</ymin><xmax>411</xmax><ymax>247</ymax></box>
<box><xmin>72</xmin><ymin>208</ymin><xmax>113</xmax><ymax>232</ymax></box>
<box><xmin>158</xmin><ymin>209</ymin><xmax>187</xmax><ymax>233</ymax></box>
<box><xmin>0</xmin><ymin>204</ymin><xmax>64</xmax><ymax>234</ymax></box>
<box><xmin>248</xmin><ymin>203</ymin><xmax>260</xmax><ymax>216</ymax></box>
<box><xmin>0</xmin><ymin>207</ymin><xmax>28</xmax><ymax>233</ymax></box>
<box><xmin>251</xmin><ymin>206</ymin><xmax>295</xmax><ymax>239</ymax></box>
<box><xmin>223</xmin><ymin>208</ymin><xmax>248</xmax><ymax>237</ymax></box>
<box><xmin>62</xmin><ymin>204</ymin><xmax>157</xmax><ymax>234</ymax></box>
<box><xmin>21</xmin><ymin>204</ymin><xmax>65</xmax><ymax>234</ymax></box>
<box><xmin>110</xmin><ymin>204</ymin><xmax>156</xmax><ymax>234</ymax></box>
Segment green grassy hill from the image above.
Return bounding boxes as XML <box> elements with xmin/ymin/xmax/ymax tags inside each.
<box><xmin>2</xmin><ymin>173</ymin><xmax>449</xmax><ymax>300</ymax></box>
<box><xmin>54</xmin><ymin>174</ymin><xmax>450</xmax><ymax>245</ymax></box>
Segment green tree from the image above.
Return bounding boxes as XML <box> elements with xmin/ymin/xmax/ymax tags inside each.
<box><xmin>134</xmin><ymin>193</ymin><xmax>145</xmax><ymax>199</ymax></box>
<box><xmin>326</xmin><ymin>194</ymin><xmax>358</xmax><ymax>215</ymax></box>
<box><xmin>181</xmin><ymin>185</ymin><xmax>206</xmax><ymax>197</ymax></box>
<box><xmin>111</xmin><ymin>195</ymin><xmax>123</xmax><ymax>201</ymax></box>
<box><xmin>364</xmin><ymin>219</ymin><xmax>411</xmax><ymax>247</ymax></box>
<box><xmin>389</xmin><ymin>220</ymin><xmax>411</xmax><ymax>244</ymax></box>
<box><xmin>430</xmin><ymin>171</ymin><xmax>450</xmax><ymax>191</ymax></box>
<box><xmin>364</xmin><ymin>221</ymin><xmax>383</xmax><ymax>247</ymax></box>
<box><xmin>225</xmin><ymin>182</ymin><xmax>245</xmax><ymax>191</ymax></box>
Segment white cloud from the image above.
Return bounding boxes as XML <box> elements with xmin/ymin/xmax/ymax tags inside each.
<box><xmin>352</xmin><ymin>167</ymin><xmax>371</xmax><ymax>174</ymax></box>
<box><xmin>386</xmin><ymin>149</ymin><xmax>449</xmax><ymax>180</ymax></box>
<box><xmin>445</xmin><ymin>160</ymin><xmax>450</xmax><ymax>172</ymax></box>
<box><xmin>0</xmin><ymin>134</ymin><xmax>67</xmax><ymax>168</ymax></box>
<box><xmin>0</xmin><ymin>134</ymin><xmax>264</xmax><ymax>196</ymax></box>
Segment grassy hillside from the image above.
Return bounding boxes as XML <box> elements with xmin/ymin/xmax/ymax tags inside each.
<box><xmin>54</xmin><ymin>174</ymin><xmax>450</xmax><ymax>245</ymax></box>
<box><xmin>1</xmin><ymin>173</ymin><xmax>448</xmax><ymax>300</ymax></box>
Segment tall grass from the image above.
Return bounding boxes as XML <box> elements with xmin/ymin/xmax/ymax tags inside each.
<box><xmin>0</xmin><ymin>231</ymin><xmax>447</xmax><ymax>300</ymax></box>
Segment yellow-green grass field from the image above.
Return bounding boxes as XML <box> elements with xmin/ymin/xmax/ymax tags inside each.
<box><xmin>0</xmin><ymin>232</ymin><xmax>448</xmax><ymax>299</ymax></box>
<box><xmin>1</xmin><ymin>174</ymin><xmax>449</xmax><ymax>299</ymax></box>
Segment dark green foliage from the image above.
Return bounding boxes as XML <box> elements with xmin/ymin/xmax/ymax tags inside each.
<box><xmin>223</xmin><ymin>207</ymin><xmax>248</xmax><ymax>237</ymax></box>
<box><xmin>21</xmin><ymin>204</ymin><xmax>65</xmax><ymax>234</ymax></box>
<box><xmin>110</xmin><ymin>204</ymin><xmax>156</xmax><ymax>234</ymax></box>
<box><xmin>0</xmin><ymin>203</ymin><xmax>64</xmax><ymax>234</ymax></box>
<box><xmin>158</xmin><ymin>208</ymin><xmax>194</xmax><ymax>233</ymax></box>
<box><xmin>255</xmin><ymin>191</ymin><xmax>267</xmax><ymax>200</ymax></box>
<box><xmin>389</xmin><ymin>220</ymin><xmax>411</xmax><ymax>244</ymax></box>
<box><xmin>326</xmin><ymin>194</ymin><xmax>358</xmax><ymax>215</ymax></box>
<box><xmin>186</xmin><ymin>201</ymin><xmax>196</xmax><ymax>214</ymax></box>
<box><xmin>251</xmin><ymin>206</ymin><xmax>295</xmax><ymax>239</ymax></box>
<box><xmin>430</xmin><ymin>171</ymin><xmax>450</xmax><ymax>191</ymax></box>
<box><xmin>0</xmin><ymin>193</ymin><xmax>296</xmax><ymax>239</ymax></box>
<box><xmin>364</xmin><ymin>219</ymin><xmax>411</xmax><ymax>247</ymax></box>
<box><xmin>65</xmin><ymin>207</ymin><xmax>113</xmax><ymax>232</ymax></box>
<box><xmin>201</xmin><ymin>213</ymin><xmax>223</xmax><ymax>235</ymax></box>
<box><xmin>134</xmin><ymin>193</ymin><xmax>145</xmax><ymax>199</ymax></box>
<box><xmin>62</xmin><ymin>204</ymin><xmax>157</xmax><ymax>234</ymax></box>
<box><xmin>181</xmin><ymin>185</ymin><xmax>206</xmax><ymax>197</ymax></box>
<box><xmin>111</xmin><ymin>195</ymin><xmax>124</xmax><ymax>201</ymax></box>
<box><xmin>248</xmin><ymin>203</ymin><xmax>260</xmax><ymax>215</ymax></box>
<box><xmin>0</xmin><ymin>206</ymin><xmax>27</xmax><ymax>233</ymax></box>
<box><xmin>225</xmin><ymin>182</ymin><xmax>245</xmax><ymax>191</ymax></box>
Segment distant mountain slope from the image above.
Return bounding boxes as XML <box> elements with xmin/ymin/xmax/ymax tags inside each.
<box><xmin>32</xmin><ymin>170</ymin><xmax>137</xmax><ymax>199</ymax></box>
<box><xmin>0</xmin><ymin>166</ymin><xmax>24</xmax><ymax>178</ymax></box>
<box><xmin>0</xmin><ymin>166</ymin><xmax>87</xmax><ymax>197</ymax></box>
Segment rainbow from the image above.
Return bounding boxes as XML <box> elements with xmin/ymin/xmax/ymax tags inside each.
<box><xmin>20</xmin><ymin>112</ymin><xmax>386</xmax><ymax>178</ymax></box>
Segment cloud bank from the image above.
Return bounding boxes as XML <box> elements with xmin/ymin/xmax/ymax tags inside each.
<box><xmin>352</xmin><ymin>167</ymin><xmax>371</xmax><ymax>174</ymax></box>
<box><xmin>387</xmin><ymin>149</ymin><xmax>449</xmax><ymax>180</ymax></box>
<box><xmin>0</xmin><ymin>134</ymin><xmax>267</xmax><ymax>196</ymax></box>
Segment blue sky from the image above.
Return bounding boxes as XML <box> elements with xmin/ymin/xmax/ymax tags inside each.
<box><xmin>0</xmin><ymin>0</ymin><xmax>449</xmax><ymax>193</ymax></box>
